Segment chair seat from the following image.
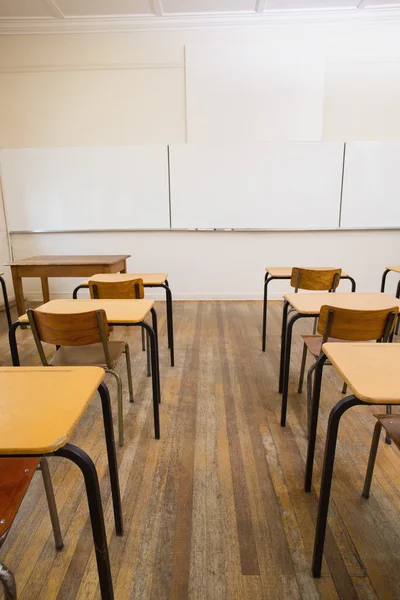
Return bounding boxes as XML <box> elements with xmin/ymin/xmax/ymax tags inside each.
<box><xmin>50</xmin><ymin>341</ymin><xmax>126</xmax><ymax>368</ymax></box>
<box><xmin>374</xmin><ymin>414</ymin><xmax>400</xmax><ymax>451</ymax></box>
<box><xmin>301</xmin><ymin>335</ymin><xmax>346</xmax><ymax>358</ymax></box>
<box><xmin>0</xmin><ymin>458</ymin><xmax>39</xmax><ymax>545</ymax></box>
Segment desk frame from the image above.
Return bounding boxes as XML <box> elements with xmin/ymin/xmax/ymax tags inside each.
<box><xmin>73</xmin><ymin>280</ymin><xmax>174</xmax><ymax>368</ymax></box>
<box><xmin>0</xmin><ymin>381</ymin><xmax>123</xmax><ymax>600</ymax></box>
<box><xmin>262</xmin><ymin>271</ymin><xmax>356</xmax><ymax>352</ymax></box>
<box><xmin>0</xmin><ymin>276</ymin><xmax>12</xmax><ymax>329</ymax></box>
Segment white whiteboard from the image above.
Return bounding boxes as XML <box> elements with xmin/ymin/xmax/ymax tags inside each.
<box><xmin>169</xmin><ymin>143</ymin><xmax>344</xmax><ymax>229</ymax></box>
<box><xmin>0</xmin><ymin>146</ymin><xmax>170</xmax><ymax>231</ymax></box>
<box><xmin>340</xmin><ymin>142</ymin><xmax>400</xmax><ymax>228</ymax></box>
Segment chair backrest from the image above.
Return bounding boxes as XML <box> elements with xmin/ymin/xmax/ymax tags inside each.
<box><xmin>318</xmin><ymin>305</ymin><xmax>399</xmax><ymax>342</ymax></box>
<box><xmin>27</xmin><ymin>308</ymin><xmax>111</xmax><ymax>366</ymax></box>
<box><xmin>290</xmin><ymin>268</ymin><xmax>342</xmax><ymax>292</ymax></box>
<box><xmin>89</xmin><ymin>278</ymin><xmax>144</xmax><ymax>300</ymax></box>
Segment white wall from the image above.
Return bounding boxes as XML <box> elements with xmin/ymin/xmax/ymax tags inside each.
<box><xmin>1</xmin><ymin>20</ymin><xmax>400</xmax><ymax>300</ymax></box>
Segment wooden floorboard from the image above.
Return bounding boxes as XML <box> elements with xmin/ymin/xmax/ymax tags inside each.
<box><xmin>0</xmin><ymin>300</ymin><xmax>400</xmax><ymax>599</ymax></box>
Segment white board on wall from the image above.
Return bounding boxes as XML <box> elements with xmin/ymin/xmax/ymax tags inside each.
<box><xmin>0</xmin><ymin>145</ymin><xmax>170</xmax><ymax>231</ymax></box>
<box><xmin>185</xmin><ymin>44</ymin><xmax>325</xmax><ymax>143</ymax></box>
<box><xmin>340</xmin><ymin>142</ymin><xmax>400</xmax><ymax>228</ymax></box>
<box><xmin>169</xmin><ymin>142</ymin><xmax>344</xmax><ymax>229</ymax></box>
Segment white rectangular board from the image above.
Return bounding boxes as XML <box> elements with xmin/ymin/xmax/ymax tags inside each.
<box><xmin>340</xmin><ymin>142</ymin><xmax>400</xmax><ymax>228</ymax></box>
<box><xmin>169</xmin><ymin>143</ymin><xmax>344</xmax><ymax>229</ymax></box>
<box><xmin>185</xmin><ymin>44</ymin><xmax>325</xmax><ymax>143</ymax></box>
<box><xmin>0</xmin><ymin>145</ymin><xmax>170</xmax><ymax>231</ymax></box>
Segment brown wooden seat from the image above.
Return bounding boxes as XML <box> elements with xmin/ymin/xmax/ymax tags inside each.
<box><xmin>298</xmin><ymin>305</ymin><xmax>398</xmax><ymax>437</ymax></box>
<box><xmin>0</xmin><ymin>457</ymin><xmax>63</xmax><ymax>599</ymax></box>
<box><xmin>363</xmin><ymin>414</ymin><xmax>400</xmax><ymax>499</ymax></box>
<box><xmin>291</xmin><ymin>267</ymin><xmax>342</xmax><ymax>292</ymax></box>
<box><xmin>26</xmin><ymin>308</ymin><xmax>133</xmax><ymax>447</ymax></box>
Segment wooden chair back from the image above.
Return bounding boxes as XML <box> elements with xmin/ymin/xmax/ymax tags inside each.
<box><xmin>291</xmin><ymin>268</ymin><xmax>342</xmax><ymax>292</ymax></box>
<box><xmin>89</xmin><ymin>278</ymin><xmax>144</xmax><ymax>300</ymax></box>
<box><xmin>318</xmin><ymin>305</ymin><xmax>399</xmax><ymax>342</ymax></box>
<box><xmin>27</xmin><ymin>308</ymin><xmax>109</xmax><ymax>346</ymax></box>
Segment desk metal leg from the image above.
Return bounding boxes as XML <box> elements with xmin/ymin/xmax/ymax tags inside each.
<box><xmin>55</xmin><ymin>443</ymin><xmax>114</xmax><ymax>600</ymax></box>
<box><xmin>0</xmin><ymin>276</ymin><xmax>12</xmax><ymax>329</ymax></box>
<box><xmin>98</xmin><ymin>382</ymin><xmax>123</xmax><ymax>536</ymax></box>
<box><xmin>262</xmin><ymin>273</ymin><xmax>273</xmax><ymax>352</ymax></box>
<box><xmin>342</xmin><ymin>275</ymin><xmax>356</xmax><ymax>293</ymax></box>
<box><xmin>72</xmin><ymin>284</ymin><xmax>87</xmax><ymax>299</ymax></box>
<box><xmin>279</xmin><ymin>300</ymin><xmax>289</xmax><ymax>394</ymax></box>
<box><xmin>381</xmin><ymin>268</ymin><xmax>390</xmax><ymax>293</ymax></box>
<box><xmin>312</xmin><ymin>395</ymin><xmax>362</xmax><ymax>578</ymax></box>
<box><xmin>137</xmin><ymin>321</ymin><xmax>160</xmax><ymax>439</ymax></box>
<box><xmin>9</xmin><ymin>321</ymin><xmax>21</xmax><ymax>366</ymax></box>
<box><xmin>164</xmin><ymin>281</ymin><xmax>174</xmax><ymax>367</ymax></box>
<box><xmin>281</xmin><ymin>312</ymin><xmax>303</xmax><ymax>426</ymax></box>
<box><xmin>304</xmin><ymin>353</ymin><xmax>327</xmax><ymax>492</ymax></box>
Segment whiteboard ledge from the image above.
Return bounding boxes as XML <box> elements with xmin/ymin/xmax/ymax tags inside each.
<box><xmin>8</xmin><ymin>227</ymin><xmax>400</xmax><ymax>234</ymax></box>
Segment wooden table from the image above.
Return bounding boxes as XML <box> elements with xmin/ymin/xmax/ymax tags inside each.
<box><xmin>279</xmin><ymin>292</ymin><xmax>400</xmax><ymax>428</ymax></box>
<box><xmin>262</xmin><ymin>267</ymin><xmax>356</xmax><ymax>351</ymax></box>
<box><xmin>10</xmin><ymin>298</ymin><xmax>161</xmax><ymax>439</ymax></box>
<box><xmin>0</xmin><ymin>272</ymin><xmax>12</xmax><ymax>329</ymax></box>
<box><xmin>0</xmin><ymin>366</ymin><xmax>123</xmax><ymax>599</ymax></box>
<box><xmin>306</xmin><ymin>343</ymin><xmax>400</xmax><ymax>578</ymax></box>
<box><xmin>73</xmin><ymin>272</ymin><xmax>174</xmax><ymax>367</ymax></box>
<box><xmin>6</xmin><ymin>255</ymin><xmax>130</xmax><ymax>317</ymax></box>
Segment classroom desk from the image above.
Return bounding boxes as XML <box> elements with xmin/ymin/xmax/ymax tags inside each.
<box><xmin>279</xmin><ymin>292</ymin><xmax>400</xmax><ymax>428</ymax></box>
<box><xmin>9</xmin><ymin>298</ymin><xmax>161</xmax><ymax>439</ymax></box>
<box><xmin>0</xmin><ymin>366</ymin><xmax>123</xmax><ymax>599</ymax></box>
<box><xmin>6</xmin><ymin>255</ymin><xmax>130</xmax><ymax>317</ymax></box>
<box><xmin>0</xmin><ymin>272</ymin><xmax>12</xmax><ymax>329</ymax></box>
<box><xmin>72</xmin><ymin>273</ymin><xmax>174</xmax><ymax>367</ymax></box>
<box><xmin>306</xmin><ymin>343</ymin><xmax>400</xmax><ymax>578</ymax></box>
<box><xmin>262</xmin><ymin>267</ymin><xmax>356</xmax><ymax>351</ymax></box>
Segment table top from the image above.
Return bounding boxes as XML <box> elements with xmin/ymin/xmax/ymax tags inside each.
<box><xmin>386</xmin><ymin>266</ymin><xmax>400</xmax><ymax>274</ymax></box>
<box><xmin>284</xmin><ymin>292</ymin><xmax>400</xmax><ymax>315</ymax></box>
<box><xmin>6</xmin><ymin>255</ymin><xmax>130</xmax><ymax>267</ymax></box>
<box><xmin>18</xmin><ymin>298</ymin><xmax>154</xmax><ymax>324</ymax></box>
<box><xmin>0</xmin><ymin>367</ymin><xmax>104</xmax><ymax>454</ymax></box>
<box><xmin>81</xmin><ymin>273</ymin><xmax>168</xmax><ymax>286</ymax></box>
<box><xmin>322</xmin><ymin>343</ymin><xmax>400</xmax><ymax>404</ymax></box>
<box><xmin>266</xmin><ymin>267</ymin><xmax>349</xmax><ymax>278</ymax></box>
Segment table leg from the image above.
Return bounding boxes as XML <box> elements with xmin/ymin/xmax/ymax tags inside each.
<box><xmin>98</xmin><ymin>382</ymin><xmax>123</xmax><ymax>536</ymax></box>
<box><xmin>11</xmin><ymin>268</ymin><xmax>25</xmax><ymax>317</ymax></box>
<box><xmin>41</xmin><ymin>277</ymin><xmax>50</xmax><ymax>303</ymax></box>
<box><xmin>120</xmin><ymin>261</ymin><xmax>127</xmax><ymax>274</ymax></box>
<box><xmin>9</xmin><ymin>321</ymin><xmax>21</xmax><ymax>366</ymax></box>
<box><xmin>262</xmin><ymin>273</ymin><xmax>273</xmax><ymax>352</ymax></box>
<box><xmin>150</xmin><ymin>308</ymin><xmax>161</xmax><ymax>402</ymax></box>
<box><xmin>164</xmin><ymin>281</ymin><xmax>174</xmax><ymax>367</ymax></box>
<box><xmin>0</xmin><ymin>276</ymin><xmax>12</xmax><ymax>329</ymax></box>
<box><xmin>281</xmin><ymin>312</ymin><xmax>302</xmax><ymax>426</ymax></box>
<box><xmin>139</xmin><ymin>322</ymin><xmax>160</xmax><ymax>439</ymax></box>
<box><xmin>55</xmin><ymin>443</ymin><xmax>114</xmax><ymax>600</ymax></box>
<box><xmin>304</xmin><ymin>353</ymin><xmax>327</xmax><ymax>492</ymax></box>
<box><xmin>312</xmin><ymin>395</ymin><xmax>362</xmax><ymax>578</ymax></box>
<box><xmin>279</xmin><ymin>300</ymin><xmax>289</xmax><ymax>394</ymax></box>
<box><xmin>381</xmin><ymin>268</ymin><xmax>390</xmax><ymax>293</ymax></box>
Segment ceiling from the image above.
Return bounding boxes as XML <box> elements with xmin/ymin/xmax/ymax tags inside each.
<box><xmin>0</xmin><ymin>0</ymin><xmax>399</xmax><ymax>32</ymax></box>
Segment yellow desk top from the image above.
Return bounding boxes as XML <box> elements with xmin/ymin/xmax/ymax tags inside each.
<box><xmin>0</xmin><ymin>367</ymin><xmax>104</xmax><ymax>454</ymax></box>
<box><xmin>19</xmin><ymin>298</ymin><xmax>154</xmax><ymax>324</ymax></box>
<box><xmin>80</xmin><ymin>273</ymin><xmax>168</xmax><ymax>286</ymax></box>
<box><xmin>266</xmin><ymin>267</ymin><xmax>349</xmax><ymax>278</ymax></box>
<box><xmin>322</xmin><ymin>343</ymin><xmax>400</xmax><ymax>404</ymax></box>
<box><xmin>386</xmin><ymin>266</ymin><xmax>400</xmax><ymax>274</ymax></box>
<box><xmin>284</xmin><ymin>292</ymin><xmax>400</xmax><ymax>315</ymax></box>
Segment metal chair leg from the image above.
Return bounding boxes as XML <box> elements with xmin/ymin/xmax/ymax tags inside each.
<box><xmin>385</xmin><ymin>405</ymin><xmax>392</xmax><ymax>444</ymax></box>
<box><xmin>39</xmin><ymin>458</ymin><xmax>63</xmax><ymax>550</ymax></box>
<box><xmin>362</xmin><ymin>421</ymin><xmax>383</xmax><ymax>499</ymax></box>
<box><xmin>0</xmin><ymin>276</ymin><xmax>12</xmax><ymax>330</ymax></box>
<box><xmin>312</xmin><ymin>317</ymin><xmax>317</xmax><ymax>335</ymax></box>
<box><xmin>298</xmin><ymin>343</ymin><xmax>308</xmax><ymax>394</ymax></box>
<box><xmin>146</xmin><ymin>331</ymin><xmax>151</xmax><ymax>377</ymax></box>
<box><xmin>123</xmin><ymin>344</ymin><xmax>134</xmax><ymax>403</ymax></box>
<box><xmin>141</xmin><ymin>328</ymin><xmax>146</xmax><ymax>352</ymax></box>
<box><xmin>341</xmin><ymin>382</ymin><xmax>347</xmax><ymax>394</ymax></box>
<box><xmin>306</xmin><ymin>361</ymin><xmax>317</xmax><ymax>440</ymax></box>
<box><xmin>0</xmin><ymin>564</ymin><xmax>16</xmax><ymax>600</ymax></box>
<box><xmin>106</xmin><ymin>369</ymin><xmax>124</xmax><ymax>447</ymax></box>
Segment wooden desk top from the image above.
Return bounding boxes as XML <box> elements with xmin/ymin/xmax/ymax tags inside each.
<box><xmin>0</xmin><ymin>367</ymin><xmax>104</xmax><ymax>454</ymax></box>
<box><xmin>322</xmin><ymin>343</ymin><xmax>400</xmax><ymax>404</ymax></box>
<box><xmin>18</xmin><ymin>298</ymin><xmax>154</xmax><ymax>324</ymax></box>
<box><xmin>386</xmin><ymin>266</ymin><xmax>400</xmax><ymax>274</ymax></box>
<box><xmin>266</xmin><ymin>267</ymin><xmax>349</xmax><ymax>278</ymax></box>
<box><xmin>6</xmin><ymin>255</ymin><xmax>130</xmax><ymax>267</ymax></box>
<box><xmin>284</xmin><ymin>292</ymin><xmax>400</xmax><ymax>315</ymax></box>
<box><xmin>81</xmin><ymin>273</ymin><xmax>168</xmax><ymax>286</ymax></box>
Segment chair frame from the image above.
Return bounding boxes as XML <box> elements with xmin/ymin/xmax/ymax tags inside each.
<box><xmin>27</xmin><ymin>308</ymin><xmax>133</xmax><ymax>447</ymax></box>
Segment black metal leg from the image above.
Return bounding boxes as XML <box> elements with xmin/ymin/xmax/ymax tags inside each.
<box><xmin>262</xmin><ymin>274</ymin><xmax>273</xmax><ymax>352</ymax></box>
<box><xmin>279</xmin><ymin>300</ymin><xmax>289</xmax><ymax>394</ymax></box>
<box><xmin>72</xmin><ymin>284</ymin><xmax>87</xmax><ymax>299</ymax></box>
<box><xmin>281</xmin><ymin>312</ymin><xmax>302</xmax><ymax>427</ymax></box>
<box><xmin>385</xmin><ymin>404</ymin><xmax>392</xmax><ymax>445</ymax></box>
<box><xmin>150</xmin><ymin>308</ymin><xmax>161</xmax><ymax>403</ymax></box>
<box><xmin>362</xmin><ymin>420</ymin><xmax>383</xmax><ymax>499</ymax></box>
<box><xmin>139</xmin><ymin>322</ymin><xmax>160</xmax><ymax>439</ymax></box>
<box><xmin>9</xmin><ymin>321</ymin><xmax>21</xmax><ymax>366</ymax></box>
<box><xmin>396</xmin><ymin>279</ymin><xmax>400</xmax><ymax>299</ymax></box>
<box><xmin>55</xmin><ymin>443</ymin><xmax>114</xmax><ymax>600</ymax></box>
<box><xmin>98</xmin><ymin>382</ymin><xmax>123</xmax><ymax>536</ymax></box>
<box><xmin>304</xmin><ymin>353</ymin><xmax>327</xmax><ymax>492</ymax></box>
<box><xmin>164</xmin><ymin>281</ymin><xmax>174</xmax><ymax>367</ymax></box>
<box><xmin>312</xmin><ymin>395</ymin><xmax>363</xmax><ymax>578</ymax></box>
<box><xmin>381</xmin><ymin>269</ymin><xmax>390</xmax><ymax>293</ymax></box>
<box><xmin>347</xmin><ymin>276</ymin><xmax>356</xmax><ymax>293</ymax></box>
<box><xmin>0</xmin><ymin>276</ymin><xmax>12</xmax><ymax>330</ymax></box>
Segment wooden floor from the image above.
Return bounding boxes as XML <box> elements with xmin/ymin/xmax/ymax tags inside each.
<box><xmin>1</xmin><ymin>300</ymin><xmax>400</xmax><ymax>600</ymax></box>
